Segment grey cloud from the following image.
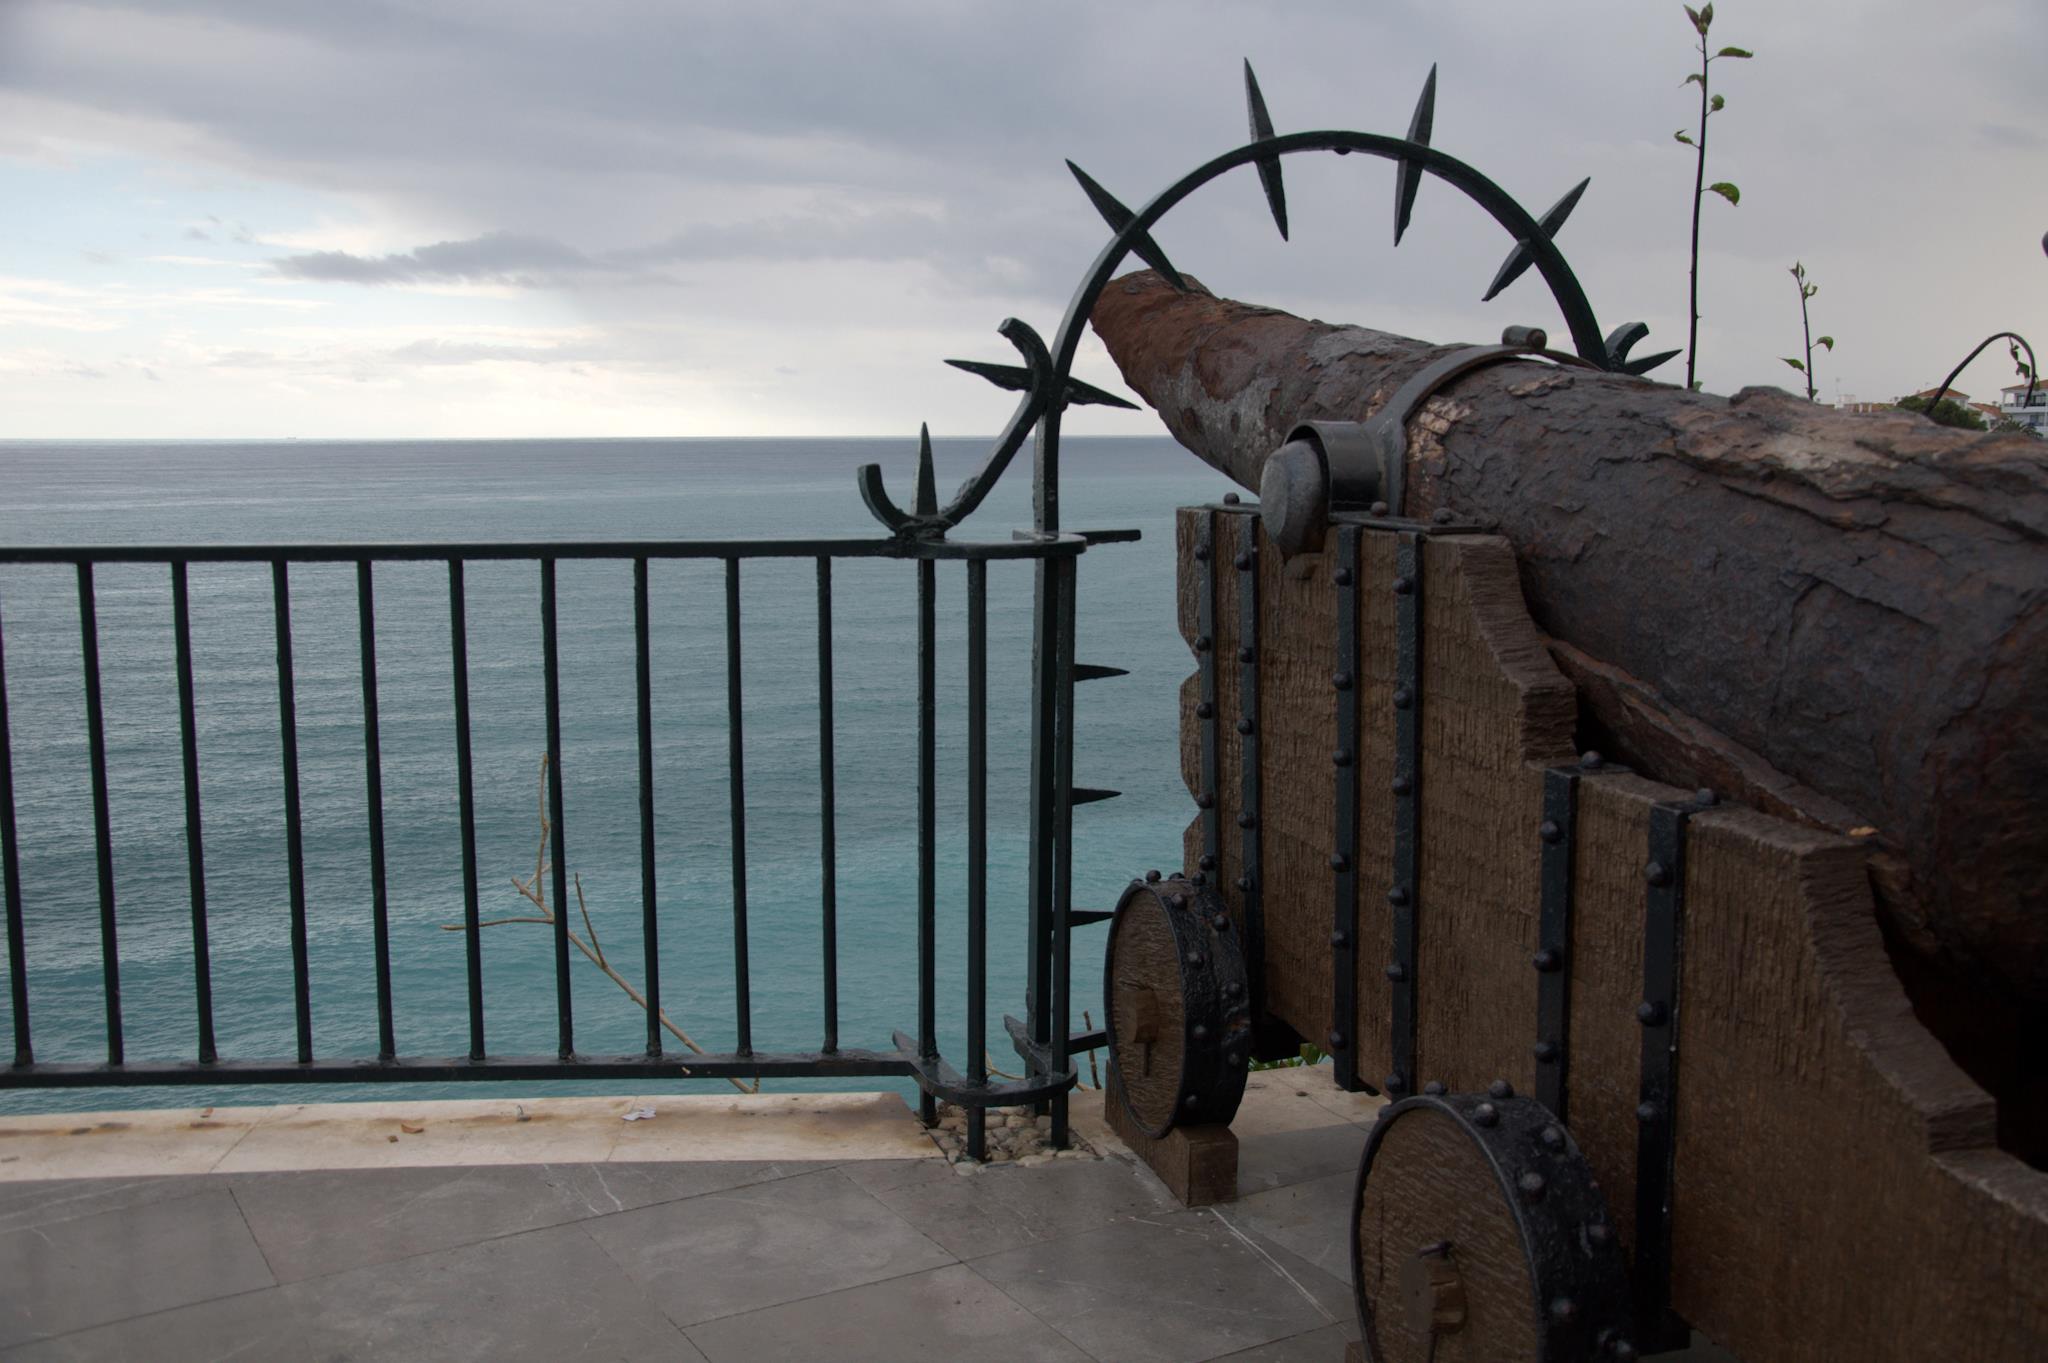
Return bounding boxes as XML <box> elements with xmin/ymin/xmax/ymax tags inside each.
<box><xmin>272</xmin><ymin>230</ymin><xmax>609</xmax><ymax>285</ymax></box>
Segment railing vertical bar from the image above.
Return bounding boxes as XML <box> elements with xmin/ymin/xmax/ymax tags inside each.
<box><xmin>1049</xmin><ymin>555</ymin><xmax>1078</xmax><ymax>1148</ymax></box>
<box><xmin>915</xmin><ymin>556</ymin><xmax>938</xmax><ymax>1127</ymax></box>
<box><xmin>0</xmin><ymin>593</ymin><xmax>31</xmax><ymax>1065</ymax></box>
<box><xmin>1329</xmin><ymin>525</ymin><xmax>1360</xmax><ymax>1091</ymax></box>
<box><xmin>1024</xmin><ymin>557</ymin><xmax>1058</xmax><ymax>1101</ymax></box>
<box><xmin>272</xmin><ymin>561</ymin><xmax>313</xmax><ymax>1064</ymax></box>
<box><xmin>357</xmin><ymin>562</ymin><xmax>395</xmax><ymax>1061</ymax></box>
<box><xmin>816</xmin><ymin>557</ymin><xmax>839</xmax><ymax>1055</ymax></box>
<box><xmin>449</xmin><ymin>559</ymin><xmax>486</xmax><ymax>1059</ymax></box>
<box><xmin>540</xmin><ymin>558</ymin><xmax>574</xmax><ymax>1059</ymax></box>
<box><xmin>633</xmin><ymin>557</ymin><xmax>661</xmax><ymax>1058</ymax></box>
<box><xmin>77</xmin><ymin>564</ymin><xmax>122</xmax><ymax>1066</ymax></box>
<box><xmin>171</xmin><ymin>562</ymin><xmax>217</xmax><ymax>1064</ymax></box>
<box><xmin>965</xmin><ymin>559</ymin><xmax>988</xmax><ymax>1162</ymax></box>
<box><xmin>725</xmin><ymin>558</ymin><xmax>751</xmax><ymax>1055</ymax></box>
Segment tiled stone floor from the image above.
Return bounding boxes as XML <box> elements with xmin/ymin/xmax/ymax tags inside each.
<box><xmin>0</xmin><ymin>1076</ymin><xmax>1737</xmax><ymax>1361</ymax></box>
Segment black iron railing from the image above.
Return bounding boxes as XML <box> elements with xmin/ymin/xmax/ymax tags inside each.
<box><xmin>0</xmin><ymin>527</ymin><xmax>1129</xmax><ymax>1152</ymax></box>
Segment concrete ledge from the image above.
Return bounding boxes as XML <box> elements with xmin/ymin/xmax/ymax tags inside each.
<box><xmin>0</xmin><ymin>1091</ymin><xmax>936</xmax><ymax>1181</ymax></box>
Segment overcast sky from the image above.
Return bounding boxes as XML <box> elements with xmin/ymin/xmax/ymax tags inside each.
<box><xmin>2</xmin><ymin>0</ymin><xmax>2043</xmax><ymax>439</ymax></box>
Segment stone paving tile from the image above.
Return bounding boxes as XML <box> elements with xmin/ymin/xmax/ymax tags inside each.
<box><xmin>0</xmin><ymin>1187</ymin><xmax>274</xmax><ymax>1348</ymax></box>
<box><xmin>1206</xmin><ymin>1203</ymin><xmax>1355</xmax><ymax>1327</ymax></box>
<box><xmin>586</xmin><ymin>1165</ymin><xmax>954</xmax><ymax>1327</ymax></box>
<box><xmin>843</xmin><ymin>1152</ymin><xmax>1181</xmax><ymax>1260</ymax></box>
<box><xmin>231</xmin><ymin>1158</ymin><xmax>791</xmax><ymax>1282</ymax></box>
<box><xmin>1227</xmin><ymin>1168</ymin><xmax>1354</xmax><ymax>1286</ymax></box>
<box><xmin>971</xmin><ymin>1210</ymin><xmax>1329</xmax><ymax>1363</ymax></box>
<box><xmin>1209</xmin><ymin>1320</ymin><xmax>1358</xmax><ymax>1361</ymax></box>
<box><xmin>1233</xmin><ymin>1122</ymin><xmax>1367</xmax><ymax>1197</ymax></box>
<box><xmin>686</xmin><ymin>1263</ymin><xmax>1094</xmax><ymax>1363</ymax></box>
<box><xmin>0</xmin><ymin>1176</ymin><xmax>200</xmax><ymax>1236</ymax></box>
<box><xmin>0</xmin><ymin>1288</ymin><xmax>313</xmax><ymax>1363</ymax></box>
<box><xmin>284</xmin><ymin>1220</ymin><xmax>701</xmax><ymax>1361</ymax></box>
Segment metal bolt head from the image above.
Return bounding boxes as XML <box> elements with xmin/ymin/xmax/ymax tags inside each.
<box><xmin>1539</xmin><ymin>819</ymin><xmax>1563</xmax><ymax>844</ymax></box>
<box><xmin>1195</xmin><ymin>701</ymin><xmax>1214</xmax><ymax>719</ymax></box>
<box><xmin>1332</xmin><ymin>671</ymin><xmax>1353</xmax><ymax>691</ymax></box>
<box><xmin>1422</xmin><ymin>1080</ymin><xmax>1446</xmax><ymax>1096</ymax></box>
<box><xmin>1334</xmin><ymin>567</ymin><xmax>1354</xmax><ymax>586</ymax></box>
<box><xmin>1327</xmin><ymin>1030</ymin><xmax>1346</xmax><ymax>1049</ymax></box>
<box><xmin>1237</xmin><ymin>646</ymin><xmax>1255</xmax><ymax>663</ymax></box>
<box><xmin>1392</xmin><ymin>685</ymin><xmax>1413</xmax><ymax>709</ymax></box>
<box><xmin>1472</xmin><ymin>1102</ymin><xmax>1500</xmax><ymax>1128</ymax></box>
<box><xmin>1198</xmin><ymin>854</ymin><xmax>1216</xmax><ymax>871</ymax></box>
<box><xmin>1223</xmin><ymin>492</ymin><xmax>1241</xmax><ymax>505</ymax></box>
<box><xmin>1579</xmin><ymin>750</ymin><xmax>1604</xmax><ymax>770</ymax></box>
<box><xmin>1166</xmin><ymin>893</ymin><xmax>1186</xmax><ymax>910</ymax></box>
<box><xmin>1236</xmin><ymin>874</ymin><xmax>1252</xmax><ymax>891</ymax></box>
<box><xmin>1548</xmin><ymin>1297</ymin><xmax>1578</xmax><ymax>1324</ymax></box>
<box><xmin>1234</xmin><ymin>552</ymin><xmax>1252</xmax><ymax>571</ymax></box>
<box><xmin>1392</xmin><ymin>575</ymin><xmax>1415</xmax><ymax>595</ymax></box>
<box><xmin>1384</xmin><ymin>962</ymin><xmax>1408</xmax><ymax>982</ymax></box>
<box><xmin>1332</xmin><ymin>748</ymin><xmax>1353</xmax><ymax>767</ymax></box>
<box><xmin>1431</xmin><ymin>507</ymin><xmax>1456</xmax><ymax>526</ymax></box>
<box><xmin>1532</xmin><ymin>948</ymin><xmax>1561</xmax><ymax>973</ymax></box>
<box><xmin>1195</xmin><ymin>792</ymin><xmax>1215</xmax><ymax>809</ymax></box>
<box><xmin>1330</xmin><ymin>930</ymin><xmax>1349</xmax><ymax>947</ymax></box>
<box><xmin>1518</xmin><ymin>1171</ymin><xmax>1547</xmax><ymax>1201</ymax></box>
<box><xmin>1635</xmin><ymin>1101</ymin><xmax>1661</xmax><ymax>1124</ymax></box>
<box><xmin>1391</xmin><ymin>774</ymin><xmax>1413</xmax><ymax>795</ymax></box>
<box><xmin>1488</xmin><ymin>1079</ymin><xmax>1515</xmax><ymax>1099</ymax></box>
<box><xmin>1371</xmin><ymin>501</ymin><xmax>1390</xmax><ymax>516</ymax></box>
<box><xmin>1539</xmin><ymin>1124</ymin><xmax>1565</xmax><ymax>1149</ymax></box>
<box><xmin>1387</xmin><ymin>886</ymin><xmax>1410</xmax><ymax>907</ymax></box>
<box><xmin>1694</xmin><ymin>787</ymin><xmax>1718</xmax><ymax>807</ymax></box>
<box><xmin>1194</xmin><ymin>634</ymin><xmax>1211</xmax><ymax>652</ymax></box>
<box><xmin>1329</xmin><ymin>853</ymin><xmax>1349</xmax><ymax>872</ymax></box>
<box><xmin>1586</xmin><ymin>1222</ymin><xmax>1613</xmax><ymax>1248</ymax></box>
<box><xmin>1186</xmin><ymin>951</ymin><xmax>1205</xmax><ymax>968</ymax></box>
<box><xmin>1193</xmin><ymin>543</ymin><xmax>1211</xmax><ymax>562</ymax></box>
<box><xmin>1191</xmin><ymin>1023</ymin><xmax>1209</xmax><ymax>1041</ymax></box>
<box><xmin>1145</xmin><ymin>869</ymin><xmax>1162</xmax><ymax>883</ymax></box>
<box><xmin>1190</xmin><ymin>872</ymin><xmax>1206</xmax><ymax>887</ymax></box>
<box><xmin>1645</xmin><ymin>860</ymin><xmax>1672</xmax><ymax>887</ymax></box>
<box><xmin>1383</xmin><ymin>1073</ymin><xmax>1408</xmax><ymax>1094</ymax></box>
<box><xmin>1211</xmin><ymin>913</ymin><xmax>1232</xmax><ymax>932</ymax></box>
<box><xmin>1237</xmin><ymin>812</ymin><xmax>1256</xmax><ymax>829</ymax></box>
<box><xmin>1183</xmin><ymin>1093</ymin><xmax>1200</xmax><ymax>1108</ymax></box>
<box><xmin>1236</xmin><ymin>718</ymin><xmax>1253</xmax><ymax>736</ymax></box>
<box><xmin>1606</xmin><ymin>1337</ymin><xmax>1638</xmax><ymax>1362</ymax></box>
<box><xmin>1637</xmin><ymin>1000</ymin><xmax>1668</xmax><ymax>1026</ymax></box>
<box><xmin>1533</xmin><ymin>1041</ymin><xmax>1559</xmax><ymax>1063</ymax></box>
<box><xmin>1224</xmin><ymin>981</ymin><xmax>1243</xmax><ymax>997</ymax></box>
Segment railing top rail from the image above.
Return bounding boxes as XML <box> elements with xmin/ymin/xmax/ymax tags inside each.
<box><xmin>0</xmin><ymin>533</ymin><xmax>1091</xmax><ymax>567</ymax></box>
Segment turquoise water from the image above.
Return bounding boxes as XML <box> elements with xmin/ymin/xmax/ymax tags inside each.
<box><xmin>0</xmin><ymin>437</ymin><xmax>1235</xmax><ymax>1112</ymax></box>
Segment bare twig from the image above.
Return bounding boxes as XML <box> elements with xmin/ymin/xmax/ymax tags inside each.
<box><xmin>441</xmin><ymin>755</ymin><xmax>759</xmax><ymax>1094</ymax></box>
<box><xmin>1081</xmin><ymin>1009</ymin><xmax>1102</xmax><ymax>1091</ymax></box>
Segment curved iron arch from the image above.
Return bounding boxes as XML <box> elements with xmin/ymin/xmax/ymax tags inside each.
<box><xmin>860</xmin><ymin>62</ymin><xmax>1674</xmax><ymax>536</ymax></box>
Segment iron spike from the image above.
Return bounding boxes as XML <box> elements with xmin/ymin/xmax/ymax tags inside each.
<box><xmin>1602</xmin><ymin>321</ymin><xmax>1679</xmax><ymax>376</ymax></box>
<box><xmin>1073</xmin><ymin>663</ymin><xmax>1130</xmax><ymax>681</ymax></box>
<box><xmin>1243</xmin><ymin>60</ymin><xmax>1288</xmax><ymax>241</ymax></box>
<box><xmin>1065</xmin><ymin>159</ymin><xmax>1189</xmax><ymax>291</ymax></box>
<box><xmin>1393</xmin><ymin>64</ymin><xmax>1437</xmax><ymax>246</ymax></box>
<box><xmin>913</xmin><ymin>423</ymin><xmax>937</xmax><ymax>517</ymax></box>
<box><xmin>941</xmin><ymin>358</ymin><xmax>1139</xmax><ymax>410</ymax></box>
<box><xmin>1481</xmin><ymin>176</ymin><xmax>1590</xmax><ymax>302</ymax></box>
<box><xmin>1070</xmin><ymin>787</ymin><xmax>1122</xmax><ymax>806</ymax></box>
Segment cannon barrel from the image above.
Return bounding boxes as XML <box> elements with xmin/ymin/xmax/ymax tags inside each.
<box><xmin>1091</xmin><ymin>269</ymin><xmax>2048</xmax><ymax>1144</ymax></box>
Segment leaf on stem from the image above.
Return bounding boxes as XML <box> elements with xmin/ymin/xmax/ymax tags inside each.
<box><xmin>1817</xmin><ymin>337</ymin><xmax>1835</xmax><ymax>351</ymax></box>
<box><xmin>1782</xmin><ymin>358</ymin><xmax>1806</xmax><ymax>373</ymax></box>
<box><xmin>1708</xmin><ymin>181</ymin><xmax>1741</xmax><ymax>205</ymax></box>
<box><xmin>1710</xmin><ymin>93</ymin><xmax>1725</xmax><ymax>112</ymax></box>
<box><xmin>1683</xmin><ymin>73</ymin><xmax>1705</xmax><ymax>87</ymax></box>
<box><xmin>1674</xmin><ymin>129</ymin><xmax>1696</xmax><ymax>145</ymax></box>
<box><xmin>1700</xmin><ymin>3</ymin><xmax>1715</xmax><ymax>29</ymax></box>
<box><xmin>1717</xmin><ymin>46</ymin><xmax>1753</xmax><ymax>58</ymax></box>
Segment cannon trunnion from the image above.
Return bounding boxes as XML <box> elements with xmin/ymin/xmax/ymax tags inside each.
<box><xmin>1100</xmin><ymin>501</ymin><xmax>2047</xmax><ymax>1362</ymax></box>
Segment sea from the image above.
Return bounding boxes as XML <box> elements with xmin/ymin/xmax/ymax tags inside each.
<box><xmin>0</xmin><ymin>437</ymin><xmax>1238</xmax><ymax>1113</ymax></box>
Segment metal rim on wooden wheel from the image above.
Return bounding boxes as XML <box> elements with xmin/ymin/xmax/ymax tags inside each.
<box><xmin>1102</xmin><ymin>872</ymin><xmax>1252</xmax><ymax>1138</ymax></box>
<box><xmin>1351</xmin><ymin>1088</ymin><xmax>1636</xmax><ymax>1362</ymax></box>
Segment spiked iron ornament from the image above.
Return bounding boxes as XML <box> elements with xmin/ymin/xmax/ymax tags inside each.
<box><xmin>859</xmin><ymin>58</ymin><xmax>1674</xmax><ymax>537</ymax></box>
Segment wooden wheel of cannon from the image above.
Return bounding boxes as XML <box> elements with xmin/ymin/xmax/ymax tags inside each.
<box><xmin>1103</xmin><ymin>872</ymin><xmax>1253</xmax><ymax>1137</ymax></box>
<box><xmin>1352</xmin><ymin>1087</ymin><xmax>1634</xmax><ymax>1363</ymax></box>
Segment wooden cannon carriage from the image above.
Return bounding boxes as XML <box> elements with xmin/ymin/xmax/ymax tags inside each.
<box><xmin>1098</xmin><ymin>497</ymin><xmax>2048</xmax><ymax>1361</ymax></box>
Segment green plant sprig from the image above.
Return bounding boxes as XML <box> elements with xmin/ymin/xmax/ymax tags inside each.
<box><xmin>1780</xmin><ymin>261</ymin><xmax>1834</xmax><ymax>401</ymax></box>
<box><xmin>1675</xmin><ymin>4</ymin><xmax>1752</xmax><ymax>392</ymax></box>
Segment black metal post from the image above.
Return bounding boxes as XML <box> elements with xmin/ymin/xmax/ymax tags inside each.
<box><xmin>966</xmin><ymin>558</ymin><xmax>988</xmax><ymax>1161</ymax></box>
<box><xmin>0</xmin><ymin>594</ymin><xmax>29</xmax><ymax>1066</ymax></box>
<box><xmin>1329</xmin><ymin>525</ymin><xmax>1361</xmax><ymax>1090</ymax></box>
<box><xmin>449</xmin><ymin>560</ymin><xmax>486</xmax><ymax>1060</ymax></box>
<box><xmin>916</xmin><ymin>555</ymin><xmax>938</xmax><ymax>1126</ymax></box>
<box><xmin>817</xmin><ymin>557</ymin><xmax>839</xmax><ymax>1055</ymax></box>
<box><xmin>77</xmin><ymin>564</ymin><xmax>122</xmax><ymax>1066</ymax></box>
<box><xmin>1050</xmin><ymin>556</ymin><xmax>1077</xmax><ymax>1147</ymax></box>
<box><xmin>357</xmin><ymin>562</ymin><xmax>395</xmax><ymax>1061</ymax></box>
<box><xmin>272</xmin><ymin>561</ymin><xmax>313</xmax><ymax>1065</ymax></box>
<box><xmin>634</xmin><ymin>557</ymin><xmax>661</xmax><ymax>1057</ymax></box>
<box><xmin>171</xmin><ymin>562</ymin><xmax>217</xmax><ymax>1065</ymax></box>
<box><xmin>540</xmin><ymin>560</ymin><xmax>574</xmax><ymax>1060</ymax></box>
<box><xmin>725</xmin><ymin>558</ymin><xmax>752</xmax><ymax>1056</ymax></box>
<box><xmin>1387</xmin><ymin>531</ymin><xmax>1422</xmax><ymax>1096</ymax></box>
